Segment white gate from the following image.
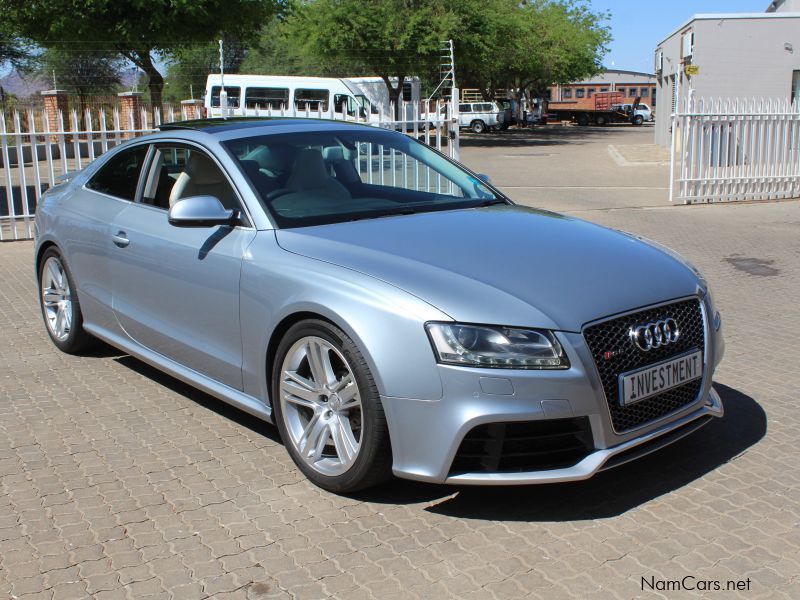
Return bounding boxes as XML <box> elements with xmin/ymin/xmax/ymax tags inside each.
<box><xmin>0</xmin><ymin>101</ymin><xmax>459</xmax><ymax>241</ymax></box>
<box><xmin>671</xmin><ymin>95</ymin><xmax>800</xmax><ymax>203</ymax></box>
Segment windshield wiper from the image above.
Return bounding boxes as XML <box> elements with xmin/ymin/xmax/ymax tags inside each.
<box><xmin>476</xmin><ymin>198</ymin><xmax>507</xmax><ymax>207</ymax></box>
<box><xmin>347</xmin><ymin>207</ymin><xmax>418</xmax><ymax>222</ymax></box>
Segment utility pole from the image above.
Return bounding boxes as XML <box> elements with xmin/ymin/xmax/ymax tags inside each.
<box><xmin>219</xmin><ymin>39</ymin><xmax>227</xmax><ymax>116</ymax></box>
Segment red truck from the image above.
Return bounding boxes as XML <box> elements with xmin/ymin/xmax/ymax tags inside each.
<box><xmin>546</xmin><ymin>91</ymin><xmax>645</xmax><ymax>126</ymax></box>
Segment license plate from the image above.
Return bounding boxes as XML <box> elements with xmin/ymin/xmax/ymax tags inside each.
<box><xmin>619</xmin><ymin>350</ymin><xmax>703</xmax><ymax>406</ymax></box>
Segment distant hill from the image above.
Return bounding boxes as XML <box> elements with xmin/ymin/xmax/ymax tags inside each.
<box><xmin>0</xmin><ymin>70</ymin><xmax>51</xmax><ymax>98</ymax></box>
<box><xmin>0</xmin><ymin>69</ymin><xmax>140</xmax><ymax>99</ymax></box>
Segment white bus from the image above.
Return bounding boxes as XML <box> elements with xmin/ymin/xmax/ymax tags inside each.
<box><xmin>203</xmin><ymin>74</ymin><xmax>421</xmax><ymax>122</ymax></box>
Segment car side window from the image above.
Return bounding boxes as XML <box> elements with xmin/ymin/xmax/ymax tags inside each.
<box><xmin>140</xmin><ymin>145</ymin><xmax>240</xmax><ymax>213</ymax></box>
<box><xmin>85</xmin><ymin>145</ymin><xmax>148</xmax><ymax>201</ymax></box>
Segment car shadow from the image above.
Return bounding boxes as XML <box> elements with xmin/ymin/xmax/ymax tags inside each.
<box><xmin>113</xmin><ymin>355</ymin><xmax>282</xmax><ymax>444</ymax></box>
<box><xmin>354</xmin><ymin>384</ymin><xmax>766</xmax><ymax>520</ymax></box>
<box><xmin>459</xmin><ymin>126</ymin><xmax>640</xmax><ymax>149</ymax></box>
<box><xmin>105</xmin><ymin>356</ymin><xmax>765</xmax><ymax>519</ymax></box>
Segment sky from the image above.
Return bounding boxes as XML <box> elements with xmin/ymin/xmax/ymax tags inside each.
<box><xmin>591</xmin><ymin>0</ymin><xmax>771</xmax><ymax>73</ymax></box>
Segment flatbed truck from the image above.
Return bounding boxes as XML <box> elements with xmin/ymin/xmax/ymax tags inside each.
<box><xmin>546</xmin><ymin>91</ymin><xmax>645</xmax><ymax>126</ymax></box>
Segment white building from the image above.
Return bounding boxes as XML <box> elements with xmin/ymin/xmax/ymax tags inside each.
<box><xmin>654</xmin><ymin>5</ymin><xmax>800</xmax><ymax>146</ymax></box>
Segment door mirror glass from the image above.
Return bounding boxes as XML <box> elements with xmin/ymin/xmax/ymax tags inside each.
<box><xmin>168</xmin><ymin>195</ymin><xmax>236</xmax><ymax>227</ymax></box>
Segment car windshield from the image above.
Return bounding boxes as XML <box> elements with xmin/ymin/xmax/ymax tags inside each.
<box><xmin>223</xmin><ymin>128</ymin><xmax>501</xmax><ymax>228</ymax></box>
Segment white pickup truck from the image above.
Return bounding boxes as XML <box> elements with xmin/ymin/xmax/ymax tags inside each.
<box><xmin>456</xmin><ymin>102</ymin><xmax>504</xmax><ymax>133</ymax></box>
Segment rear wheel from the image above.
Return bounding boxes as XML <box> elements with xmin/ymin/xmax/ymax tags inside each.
<box><xmin>596</xmin><ymin>114</ymin><xmax>607</xmax><ymax>126</ymax></box>
<box><xmin>470</xmin><ymin>120</ymin><xmax>486</xmax><ymax>134</ymax></box>
<box><xmin>633</xmin><ymin>115</ymin><xmax>644</xmax><ymax>126</ymax></box>
<box><xmin>272</xmin><ymin>319</ymin><xmax>392</xmax><ymax>493</ymax></box>
<box><xmin>576</xmin><ymin>113</ymin><xmax>590</xmax><ymax>127</ymax></box>
<box><xmin>38</xmin><ymin>248</ymin><xmax>94</xmax><ymax>353</ymax></box>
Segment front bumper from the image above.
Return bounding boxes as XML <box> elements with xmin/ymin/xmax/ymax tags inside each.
<box><xmin>380</xmin><ymin>295</ymin><xmax>724</xmax><ymax>485</ymax></box>
<box><xmin>445</xmin><ymin>387</ymin><xmax>722</xmax><ymax>485</ymax></box>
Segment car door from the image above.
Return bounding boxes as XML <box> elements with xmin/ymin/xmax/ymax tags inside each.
<box><xmin>63</xmin><ymin>144</ymin><xmax>149</xmax><ymax>335</ymax></box>
<box><xmin>109</xmin><ymin>143</ymin><xmax>256</xmax><ymax>389</ymax></box>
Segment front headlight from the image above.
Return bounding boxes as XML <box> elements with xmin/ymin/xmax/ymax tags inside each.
<box><xmin>425</xmin><ymin>323</ymin><xmax>569</xmax><ymax>369</ymax></box>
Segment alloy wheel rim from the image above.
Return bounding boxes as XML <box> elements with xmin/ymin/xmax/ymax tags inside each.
<box><xmin>41</xmin><ymin>257</ymin><xmax>72</xmax><ymax>342</ymax></box>
<box><xmin>279</xmin><ymin>336</ymin><xmax>362</xmax><ymax>476</ymax></box>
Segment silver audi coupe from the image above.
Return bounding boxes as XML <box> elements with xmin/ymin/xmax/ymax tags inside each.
<box><xmin>35</xmin><ymin>118</ymin><xmax>724</xmax><ymax>492</ymax></box>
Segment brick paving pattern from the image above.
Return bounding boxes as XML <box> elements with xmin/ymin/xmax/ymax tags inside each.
<box><xmin>1</xmin><ymin>197</ymin><xmax>798</xmax><ymax>599</ymax></box>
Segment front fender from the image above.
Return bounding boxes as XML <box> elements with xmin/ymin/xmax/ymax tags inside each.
<box><xmin>240</xmin><ymin>232</ymin><xmax>449</xmax><ymax>406</ymax></box>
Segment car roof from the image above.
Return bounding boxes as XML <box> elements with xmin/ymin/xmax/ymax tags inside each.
<box><xmin>158</xmin><ymin>117</ymin><xmax>374</xmax><ymax>136</ymax></box>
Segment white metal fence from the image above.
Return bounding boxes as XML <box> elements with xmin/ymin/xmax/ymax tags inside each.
<box><xmin>671</xmin><ymin>96</ymin><xmax>800</xmax><ymax>203</ymax></box>
<box><xmin>0</xmin><ymin>102</ymin><xmax>458</xmax><ymax>241</ymax></box>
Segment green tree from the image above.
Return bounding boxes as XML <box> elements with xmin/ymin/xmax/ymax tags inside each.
<box><xmin>39</xmin><ymin>47</ymin><xmax>124</xmax><ymax>113</ymax></box>
<box><xmin>239</xmin><ymin>16</ymin><xmax>317</xmax><ymax>76</ymax></box>
<box><xmin>452</xmin><ymin>0</ymin><xmax>610</xmax><ymax>118</ymax></box>
<box><xmin>164</xmin><ymin>37</ymin><xmax>248</xmax><ymax>103</ymax></box>
<box><xmin>0</xmin><ymin>17</ymin><xmax>33</xmax><ymax>71</ymax></box>
<box><xmin>1</xmin><ymin>0</ymin><xmax>278</xmax><ymax>106</ymax></box>
<box><xmin>287</xmin><ymin>0</ymin><xmax>458</xmax><ymax>115</ymax></box>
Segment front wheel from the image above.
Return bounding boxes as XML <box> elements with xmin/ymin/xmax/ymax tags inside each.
<box><xmin>272</xmin><ymin>320</ymin><xmax>392</xmax><ymax>493</ymax></box>
<box><xmin>38</xmin><ymin>248</ymin><xmax>94</xmax><ymax>353</ymax></box>
<box><xmin>632</xmin><ymin>115</ymin><xmax>644</xmax><ymax>126</ymax></box>
<box><xmin>470</xmin><ymin>120</ymin><xmax>486</xmax><ymax>134</ymax></box>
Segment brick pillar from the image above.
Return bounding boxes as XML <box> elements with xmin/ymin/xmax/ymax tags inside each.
<box><xmin>180</xmin><ymin>99</ymin><xmax>205</xmax><ymax>121</ymax></box>
<box><xmin>118</xmin><ymin>92</ymin><xmax>143</xmax><ymax>137</ymax></box>
<box><xmin>40</xmin><ymin>90</ymin><xmax>69</xmax><ymax>141</ymax></box>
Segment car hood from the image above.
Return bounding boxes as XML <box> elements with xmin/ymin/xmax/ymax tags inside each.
<box><xmin>275</xmin><ymin>205</ymin><xmax>700</xmax><ymax>332</ymax></box>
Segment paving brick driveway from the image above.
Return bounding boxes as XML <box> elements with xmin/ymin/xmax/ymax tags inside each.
<box><xmin>1</xmin><ymin>194</ymin><xmax>798</xmax><ymax>597</ymax></box>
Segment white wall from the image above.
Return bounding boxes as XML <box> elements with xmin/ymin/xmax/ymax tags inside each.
<box><xmin>654</xmin><ymin>15</ymin><xmax>800</xmax><ymax>146</ymax></box>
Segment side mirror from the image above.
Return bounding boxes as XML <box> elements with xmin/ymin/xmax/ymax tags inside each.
<box><xmin>476</xmin><ymin>173</ymin><xmax>492</xmax><ymax>184</ymax></box>
<box><xmin>168</xmin><ymin>195</ymin><xmax>237</xmax><ymax>228</ymax></box>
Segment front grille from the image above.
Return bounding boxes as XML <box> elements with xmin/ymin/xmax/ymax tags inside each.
<box><xmin>583</xmin><ymin>298</ymin><xmax>705</xmax><ymax>432</ymax></box>
<box><xmin>448</xmin><ymin>418</ymin><xmax>593</xmax><ymax>475</ymax></box>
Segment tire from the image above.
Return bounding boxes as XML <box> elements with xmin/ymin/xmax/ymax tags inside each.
<box><xmin>633</xmin><ymin>115</ymin><xmax>644</xmax><ymax>126</ymax></box>
<box><xmin>576</xmin><ymin>113</ymin><xmax>590</xmax><ymax>127</ymax></box>
<box><xmin>470</xmin><ymin>120</ymin><xmax>486</xmax><ymax>134</ymax></box>
<box><xmin>271</xmin><ymin>319</ymin><xmax>392</xmax><ymax>493</ymax></box>
<box><xmin>38</xmin><ymin>247</ymin><xmax>94</xmax><ymax>354</ymax></box>
<box><xmin>596</xmin><ymin>115</ymin><xmax>607</xmax><ymax>126</ymax></box>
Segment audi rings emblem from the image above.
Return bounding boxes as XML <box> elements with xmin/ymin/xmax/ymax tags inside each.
<box><xmin>629</xmin><ymin>318</ymin><xmax>680</xmax><ymax>351</ymax></box>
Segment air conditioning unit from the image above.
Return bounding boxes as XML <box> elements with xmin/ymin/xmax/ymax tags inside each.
<box><xmin>655</xmin><ymin>51</ymin><xmax>664</xmax><ymax>73</ymax></box>
<box><xmin>682</xmin><ymin>31</ymin><xmax>694</xmax><ymax>59</ymax></box>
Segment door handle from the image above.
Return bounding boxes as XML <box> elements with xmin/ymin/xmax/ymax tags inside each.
<box><xmin>112</xmin><ymin>231</ymin><xmax>130</xmax><ymax>248</ymax></box>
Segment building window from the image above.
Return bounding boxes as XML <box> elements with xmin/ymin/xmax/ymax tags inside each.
<box><xmin>546</xmin><ymin>89</ymin><xmax>552</xmax><ymax>100</ymax></box>
<box><xmin>629</xmin><ymin>88</ymin><xmax>638</xmax><ymax>97</ymax></box>
<box><xmin>600</xmin><ymin>87</ymin><xmax>608</xmax><ymax>92</ymax></box>
<box><xmin>640</xmin><ymin>88</ymin><xmax>649</xmax><ymax>97</ymax></box>
<box><xmin>562</xmin><ymin>88</ymin><xmax>572</xmax><ymax>99</ymax></box>
<box><xmin>617</xmin><ymin>87</ymin><xmax>626</xmax><ymax>96</ymax></box>
<box><xmin>576</xmin><ymin>88</ymin><xmax>585</xmax><ymax>98</ymax></box>
<box><xmin>652</xmin><ymin>88</ymin><xmax>657</xmax><ymax>107</ymax></box>
<box><xmin>681</xmin><ymin>30</ymin><xmax>694</xmax><ymax>59</ymax></box>
<box><xmin>587</xmin><ymin>88</ymin><xmax>595</xmax><ymax>98</ymax></box>
<box><xmin>792</xmin><ymin>70</ymin><xmax>800</xmax><ymax>104</ymax></box>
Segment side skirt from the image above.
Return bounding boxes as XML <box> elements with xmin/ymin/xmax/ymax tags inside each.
<box><xmin>84</xmin><ymin>323</ymin><xmax>274</xmax><ymax>424</ymax></box>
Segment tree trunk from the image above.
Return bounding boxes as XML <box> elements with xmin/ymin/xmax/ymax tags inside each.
<box><xmin>121</xmin><ymin>48</ymin><xmax>165</xmax><ymax>109</ymax></box>
<box><xmin>139</xmin><ymin>56</ymin><xmax>164</xmax><ymax>109</ymax></box>
<box><xmin>381</xmin><ymin>74</ymin><xmax>405</xmax><ymax>121</ymax></box>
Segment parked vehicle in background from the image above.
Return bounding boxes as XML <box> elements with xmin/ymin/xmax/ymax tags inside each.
<box><xmin>615</xmin><ymin>102</ymin><xmax>654</xmax><ymax>122</ymax></box>
<box><xmin>494</xmin><ymin>99</ymin><xmax>514</xmax><ymax>129</ymax></box>
<box><xmin>457</xmin><ymin>102</ymin><xmax>504</xmax><ymax>133</ymax></box>
<box><xmin>204</xmin><ymin>74</ymin><xmax>422</xmax><ymax>122</ymax></box>
<box><xmin>547</xmin><ymin>91</ymin><xmax>647</xmax><ymax>126</ymax></box>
